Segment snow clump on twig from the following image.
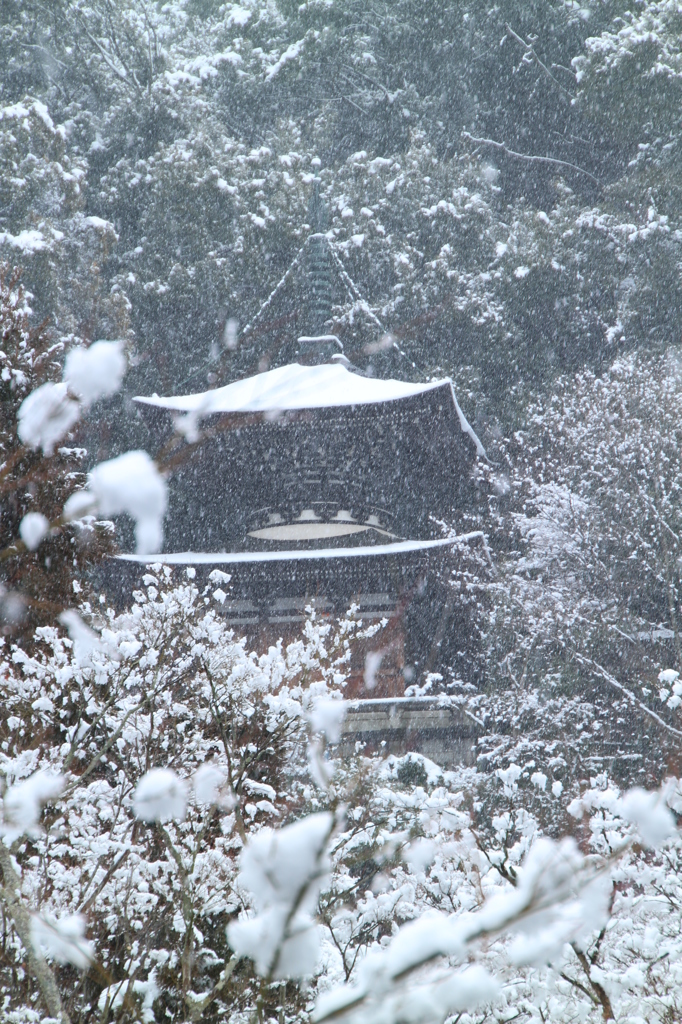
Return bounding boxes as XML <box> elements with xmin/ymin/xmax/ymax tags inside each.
<box><xmin>64</xmin><ymin>450</ymin><xmax>167</xmax><ymax>553</ymax></box>
<box><xmin>309</xmin><ymin>695</ymin><xmax>347</xmax><ymax>743</ymax></box>
<box><xmin>19</xmin><ymin>511</ymin><xmax>50</xmax><ymax>550</ymax></box>
<box><xmin>59</xmin><ymin>609</ymin><xmax>120</xmax><ymax>666</ymax></box>
<box><xmin>228</xmin><ymin>812</ymin><xmax>333</xmax><ymax>978</ymax></box>
<box><xmin>1</xmin><ymin>770</ymin><xmax>65</xmax><ymax>841</ymax></box>
<box><xmin>133</xmin><ymin>768</ymin><xmax>188</xmax><ymax>822</ymax></box>
<box><xmin>193</xmin><ymin>763</ymin><xmax>231</xmax><ymax>806</ymax></box>
<box><xmin>30</xmin><ymin>913</ymin><xmax>94</xmax><ymax>969</ymax></box>
<box><xmin>63</xmin><ymin>340</ymin><xmax>126</xmax><ymax>407</ymax></box>
<box><xmin>17</xmin><ymin>381</ymin><xmax>80</xmax><ymax>455</ymax></box>
<box><xmin>619</xmin><ymin>787</ymin><xmax>676</xmax><ymax>848</ymax></box>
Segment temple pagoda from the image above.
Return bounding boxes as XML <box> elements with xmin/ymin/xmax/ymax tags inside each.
<box><xmin>119</xmin><ymin>190</ymin><xmax>485</xmax><ymax>697</ymax></box>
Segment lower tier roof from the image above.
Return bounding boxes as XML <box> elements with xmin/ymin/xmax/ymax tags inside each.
<box><xmin>116</xmin><ymin>535</ymin><xmax>467</xmax><ymax>565</ymax></box>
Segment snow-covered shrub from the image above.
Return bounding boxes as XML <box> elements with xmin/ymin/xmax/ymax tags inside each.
<box><xmin>315</xmin><ymin>761</ymin><xmax>682</xmax><ymax>1024</ymax></box>
<box><xmin>0</xmin><ymin>567</ymin><xmax>378</xmax><ymax>1021</ymax></box>
<box><xmin>3</xmin><ymin>575</ymin><xmax>682</xmax><ymax>1024</ymax></box>
<box><xmin>1</xmin><ymin>264</ymin><xmax>171</xmax><ymax>643</ymax></box>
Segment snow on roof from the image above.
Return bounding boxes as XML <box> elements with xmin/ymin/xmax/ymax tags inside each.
<box><xmin>136</xmin><ymin>362</ymin><xmax>443</xmax><ymax>412</ymax></box>
<box><xmin>117</xmin><ymin>536</ymin><xmax>461</xmax><ymax>565</ymax></box>
<box><xmin>134</xmin><ymin>362</ymin><xmax>486</xmax><ymax>456</ymax></box>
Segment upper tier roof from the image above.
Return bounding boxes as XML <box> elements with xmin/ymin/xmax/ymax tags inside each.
<box><xmin>134</xmin><ymin>362</ymin><xmax>486</xmax><ymax>457</ymax></box>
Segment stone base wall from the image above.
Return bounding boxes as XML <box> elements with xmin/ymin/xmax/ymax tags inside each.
<box><xmin>338</xmin><ymin>697</ymin><xmax>480</xmax><ymax>767</ymax></box>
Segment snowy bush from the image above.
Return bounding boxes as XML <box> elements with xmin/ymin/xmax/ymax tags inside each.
<box><xmin>5</xmin><ymin>495</ymin><xmax>676</xmax><ymax>1015</ymax></box>
<box><xmin>0</xmin><ymin>267</ymin><xmax>118</xmax><ymax>641</ymax></box>
<box><xmin>0</xmin><ymin>568</ymin><xmax>376</xmax><ymax>1021</ymax></box>
<box><xmin>2</xmin><ymin>569</ymin><xmax>682</xmax><ymax>1022</ymax></box>
<box><xmin>474</xmin><ymin>350</ymin><xmax>682</xmax><ymax>801</ymax></box>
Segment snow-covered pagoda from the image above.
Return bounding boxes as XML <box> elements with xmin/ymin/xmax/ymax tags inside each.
<box><xmin>122</xmin><ymin>359</ymin><xmax>483</xmax><ymax>696</ymax></box>
<box><xmin>121</xmin><ymin>191</ymin><xmax>485</xmax><ymax>697</ymax></box>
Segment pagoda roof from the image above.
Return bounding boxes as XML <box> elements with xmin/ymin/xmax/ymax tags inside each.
<box><xmin>117</xmin><ymin>535</ymin><xmax>464</xmax><ymax>565</ymax></box>
<box><xmin>135</xmin><ymin>362</ymin><xmax>485</xmax><ymax>457</ymax></box>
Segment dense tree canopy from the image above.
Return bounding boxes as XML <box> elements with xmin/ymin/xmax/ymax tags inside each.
<box><xmin>2</xmin><ymin>0</ymin><xmax>681</xmax><ymax>418</ymax></box>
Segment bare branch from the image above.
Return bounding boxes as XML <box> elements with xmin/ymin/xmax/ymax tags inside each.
<box><xmin>78</xmin><ymin>22</ymin><xmax>129</xmax><ymax>84</ymax></box>
<box><xmin>341</xmin><ymin>63</ymin><xmax>398</xmax><ymax>103</ymax></box>
<box><xmin>505</xmin><ymin>24</ymin><xmax>574</xmax><ymax>97</ymax></box>
<box><xmin>574</xmin><ymin>653</ymin><xmax>682</xmax><ymax>739</ymax></box>
<box><xmin>0</xmin><ymin>845</ymin><xmax>69</xmax><ymax>1023</ymax></box>
<box><xmin>461</xmin><ymin>132</ymin><xmax>601</xmax><ymax>186</ymax></box>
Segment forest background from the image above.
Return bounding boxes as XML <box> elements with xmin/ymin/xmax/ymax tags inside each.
<box><xmin>4</xmin><ymin>1</ymin><xmax>682</xmax><ymax>1023</ymax></box>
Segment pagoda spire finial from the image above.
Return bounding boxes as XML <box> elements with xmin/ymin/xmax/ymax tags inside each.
<box><xmin>303</xmin><ymin>182</ymin><xmax>334</xmax><ymax>350</ymax></box>
<box><xmin>308</xmin><ymin>180</ymin><xmax>329</xmax><ymax>234</ymax></box>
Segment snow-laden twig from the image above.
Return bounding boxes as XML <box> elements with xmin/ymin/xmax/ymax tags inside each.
<box><xmin>74</xmin><ymin>15</ymin><xmax>133</xmax><ymax>88</ymax></box>
<box><xmin>313</xmin><ymin>836</ymin><xmax>618</xmax><ymax>1024</ymax></box>
<box><xmin>505</xmin><ymin>24</ymin><xmax>574</xmax><ymax>97</ymax></box>
<box><xmin>461</xmin><ymin>132</ymin><xmax>600</xmax><ymax>185</ymax></box>
<box><xmin>574</xmin><ymin>653</ymin><xmax>682</xmax><ymax>739</ymax></box>
<box><xmin>228</xmin><ymin>812</ymin><xmax>337</xmax><ymax>981</ymax></box>
<box><xmin>0</xmin><ymin>844</ymin><xmax>69</xmax><ymax>1023</ymax></box>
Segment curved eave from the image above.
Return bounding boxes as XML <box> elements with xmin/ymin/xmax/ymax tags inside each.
<box><xmin>447</xmin><ymin>382</ymin><xmax>486</xmax><ymax>459</ymax></box>
<box><xmin>116</xmin><ymin>536</ymin><xmax>467</xmax><ymax>566</ymax></box>
<box><xmin>133</xmin><ymin>363</ymin><xmax>486</xmax><ymax>459</ymax></box>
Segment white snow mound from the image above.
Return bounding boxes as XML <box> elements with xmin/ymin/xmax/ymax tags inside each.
<box><xmin>18</xmin><ymin>381</ymin><xmax>80</xmax><ymax>455</ymax></box>
<box><xmin>64</xmin><ymin>340</ymin><xmax>126</xmax><ymax>406</ymax></box>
